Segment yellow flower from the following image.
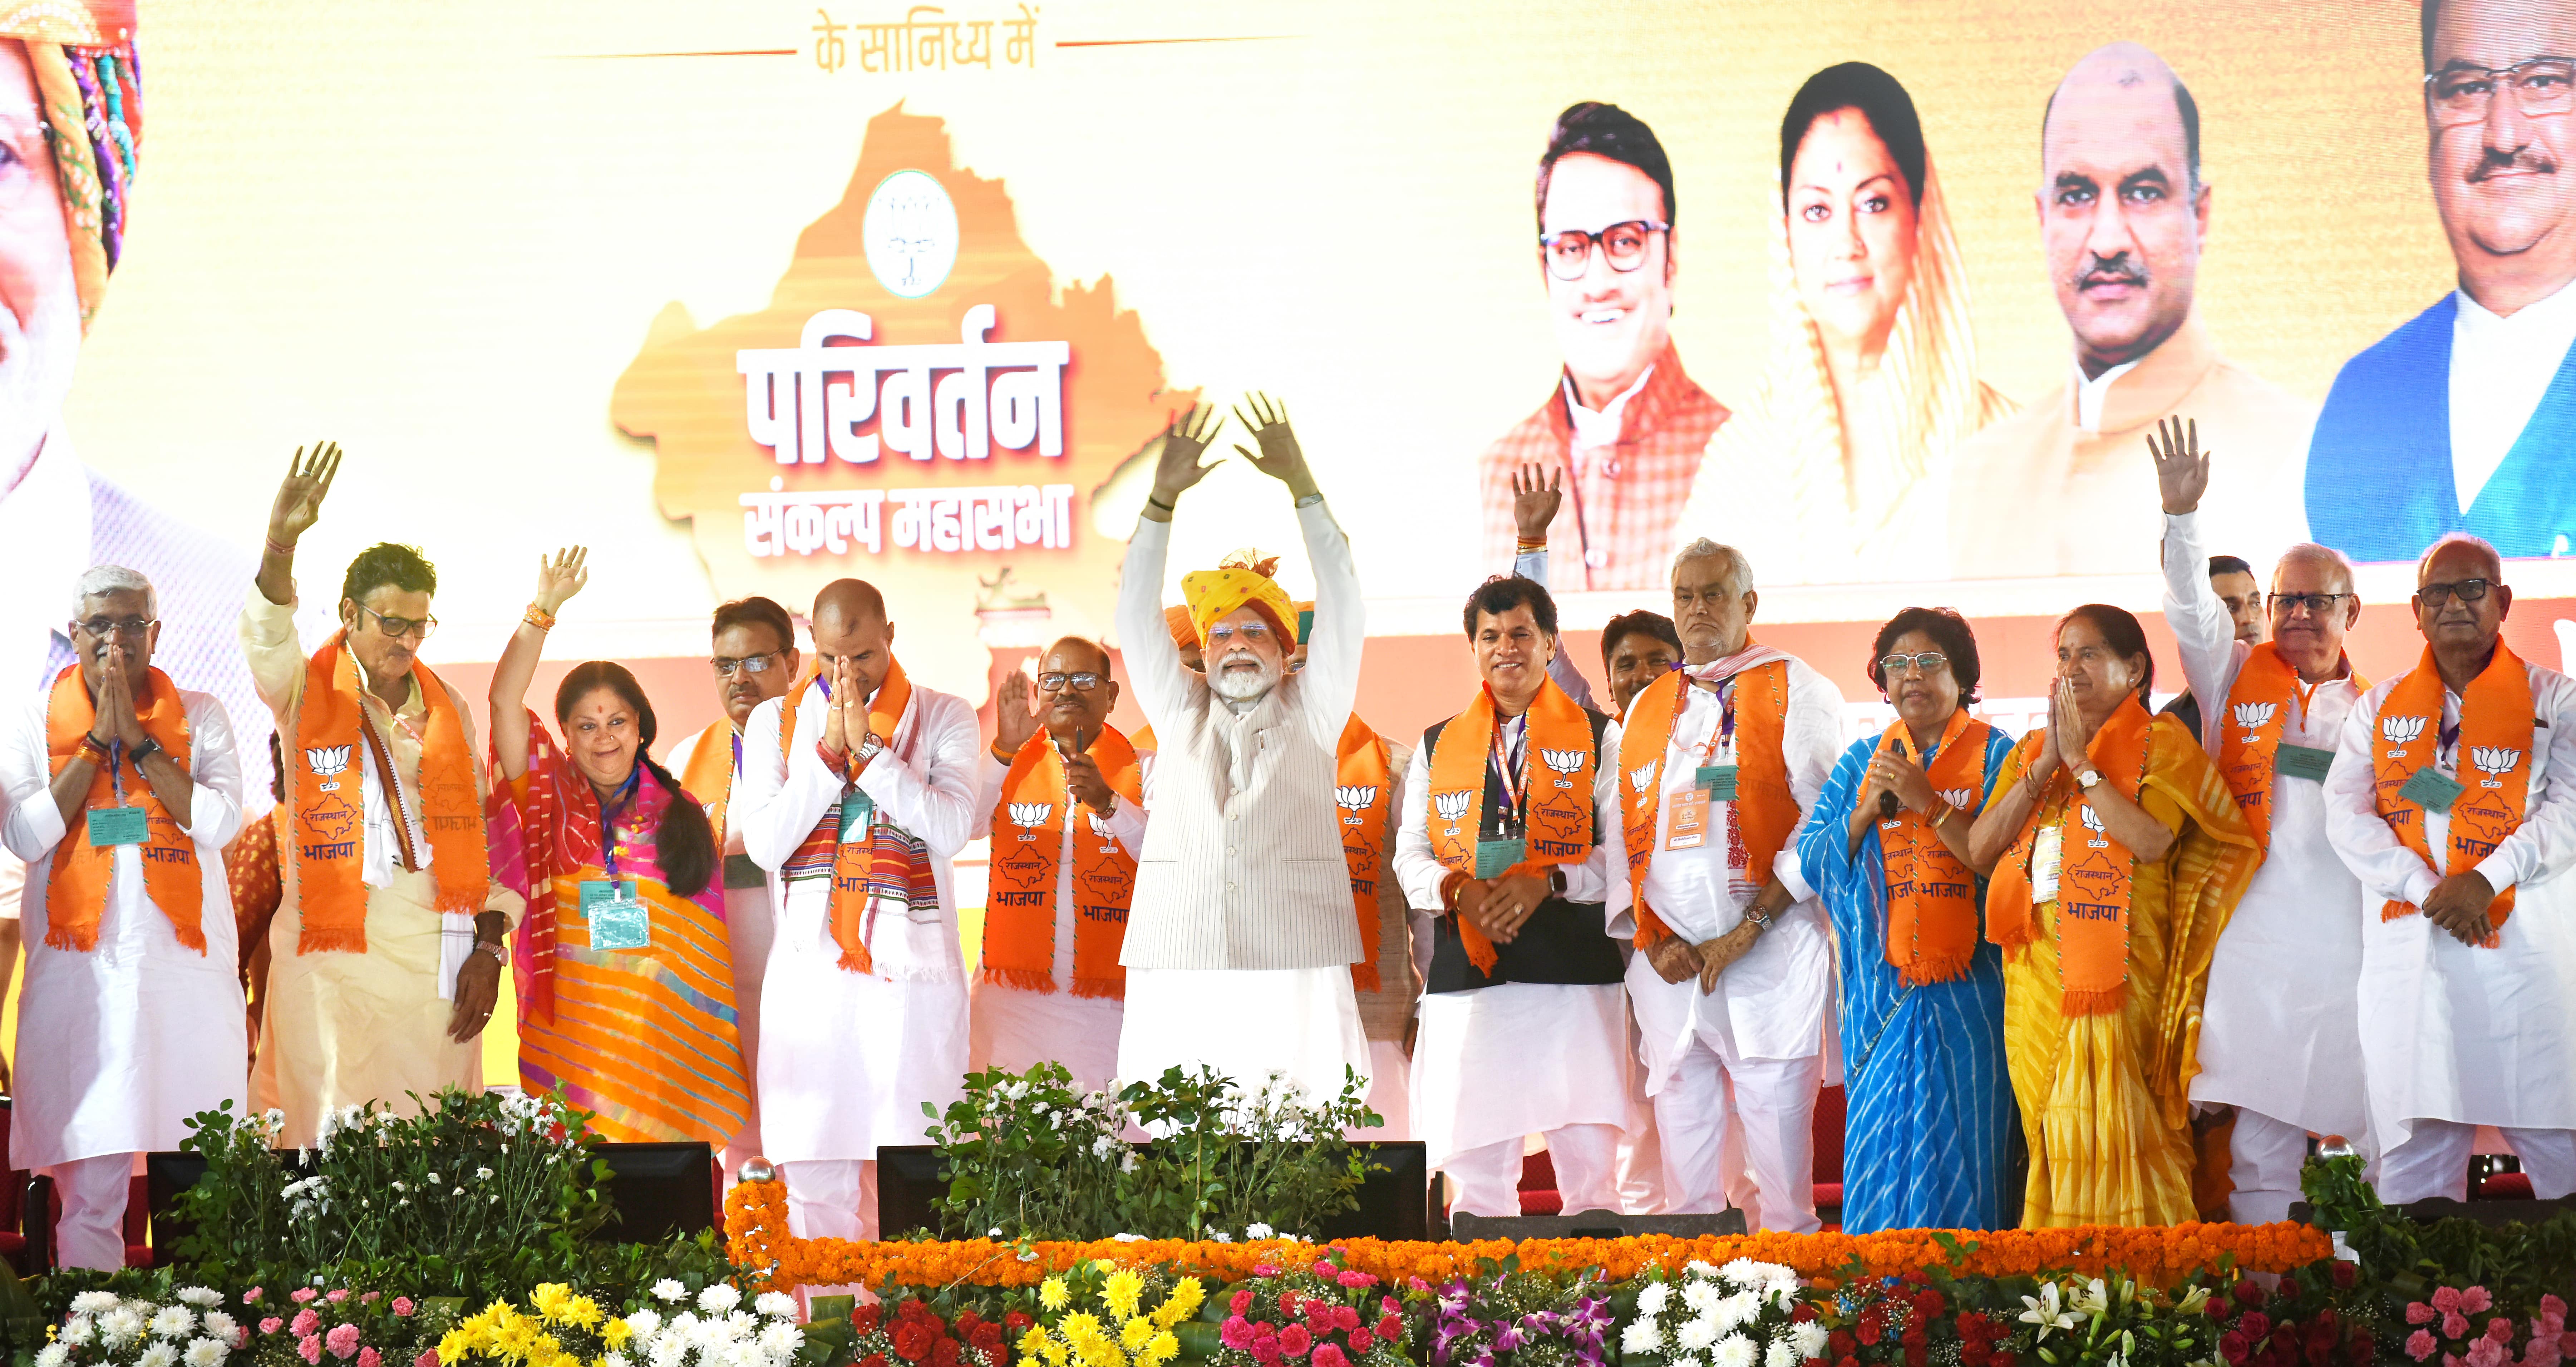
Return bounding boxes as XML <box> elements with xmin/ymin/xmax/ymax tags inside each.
<box><xmin>438</xmin><ymin>1329</ymin><xmax>473</xmax><ymax>1365</ymax></box>
<box><xmin>1119</xmin><ymin>1318</ymin><xmax>1153</xmax><ymax>1352</ymax></box>
<box><xmin>1141</xmin><ymin>1332</ymin><xmax>1179</xmax><ymax>1367</ymax></box>
<box><xmin>1039</xmin><ymin>1278</ymin><xmax>1070</xmax><ymax>1312</ymax></box>
<box><xmin>1165</xmin><ymin>1279</ymin><xmax>1204</xmax><ymax>1319</ymax></box>
<box><xmin>531</xmin><ymin>1285</ymin><xmax>574</xmax><ymax>1322</ymax></box>
<box><xmin>564</xmin><ymin>1298</ymin><xmax>603</xmax><ymax>1330</ymax></box>
<box><xmin>1103</xmin><ymin>1270</ymin><xmax>1146</xmax><ymax>1323</ymax></box>
<box><xmin>602</xmin><ymin>1320</ymin><xmax>632</xmax><ymax>1349</ymax></box>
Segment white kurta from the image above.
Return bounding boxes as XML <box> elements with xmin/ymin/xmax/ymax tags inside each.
<box><xmin>664</xmin><ymin>726</ymin><xmax>775</xmax><ymax>1164</ymax></box>
<box><xmin>733</xmin><ymin>675</ymin><xmax>980</xmax><ymax>1163</ymax></box>
<box><xmin>1615</xmin><ymin>654</ymin><xmax>1846</xmax><ymax>1086</ymax></box>
<box><xmin>0</xmin><ymin>685</ymin><xmax>249</xmax><ymax>1170</ymax></box>
<box><xmin>2324</xmin><ymin>659</ymin><xmax>2576</xmax><ymax>1157</ymax></box>
<box><xmin>968</xmin><ymin>747</ymin><xmax>1149</xmax><ymax>1094</ymax></box>
<box><xmin>1390</xmin><ymin>724</ymin><xmax>1632</xmax><ymax>1166</ymax></box>
<box><xmin>2161</xmin><ymin>511</ymin><xmax>2369</xmax><ymax>1140</ymax></box>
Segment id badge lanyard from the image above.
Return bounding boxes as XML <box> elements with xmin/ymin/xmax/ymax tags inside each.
<box><xmin>585</xmin><ymin>771</ymin><xmax>650</xmax><ymax>950</ymax></box>
<box><xmin>1477</xmin><ymin>716</ymin><xmax>1530</xmax><ymax>878</ymax></box>
<box><xmin>86</xmin><ymin>740</ymin><xmax>148</xmax><ymax>849</ymax></box>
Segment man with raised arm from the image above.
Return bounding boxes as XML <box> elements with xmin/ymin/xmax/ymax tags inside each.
<box><xmin>2149</xmin><ymin>418</ymin><xmax>2371</xmax><ymax>1223</ymax></box>
<box><xmin>1112</xmin><ymin>396</ymin><xmax>1372</xmax><ymax>1105</ymax></box>
<box><xmin>0</xmin><ymin>565</ymin><xmax>246</xmax><ymax>1269</ymax></box>
<box><xmin>665</xmin><ymin>596</ymin><xmax>803</xmax><ymax>1176</ymax></box>
<box><xmin>1616</xmin><ymin>540</ymin><xmax>1845</xmax><ymax>1231</ymax></box>
<box><xmin>2325</xmin><ymin>534</ymin><xmax>2576</xmax><ymax>1203</ymax></box>
<box><xmin>733</xmin><ymin>578</ymin><xmax>981</xmax><ymax>1240</ymax></box>
<box><xmin>972</xmin><ymin>637</ymin><xmax>1148</xmax><ymax>1094</ymax></box>
<box><xmin>238</xmin><ymin>444</ymin><xmax>518</xmax><ymax>1146</ymax></box>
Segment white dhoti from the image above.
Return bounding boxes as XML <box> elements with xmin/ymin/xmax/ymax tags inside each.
<box><xmin>1410</xmin><ymin>981</ymin><xmax>1630</xmax><ymax>1216</ymax></box>
<box><xmin>1628</xmin><ymin>957</ymin><xmax>1823</xmax><ymax>1232</ymax></box>
<box><xmin>969</xmin><ymin>981</ymin><xmax>1126</xmax><ymax>1095</ymax></box>
<box><xmin>1117</xmin><ymin>967</ymin><xmax>1370</xmax><ymax>1105</ymax></box>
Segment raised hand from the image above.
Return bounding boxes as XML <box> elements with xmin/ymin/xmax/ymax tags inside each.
<box><xmin>90</xmin><ymin>649</ymin><xmax>143</xmax><ymax>749</ymax></box>
<box><xmin>1231</xmin><ymin>392</ymin><xmax>1318</xmax><ymax>499</ymax></box>
<box><xmin>993</xmin><ymin>667</ymin><xmax>1039</xmax><ymax>756</ymax></box>
<box><xmin>533</xmin><ymin>546</ymin><xmax>590</xmax><ymax>615</ymax></box>
<box><xmin>2041</xmin><ymin>675</ymin><xmax>2087</xmax><ymax>781</ymax></box>
<box><xmin>1149</xmin><ymin>403</ymin><xmax>1228</xmax><ymax>510</ymax></box>
<box><xmin>2147</xmin><ymin>415</ymin><xmax>2209</xmax><ymax>516</ymax></box>
<box><xmin>1511</xmin><ymin>463</ymin><xmax>1564</xmax><ymax>544</ymax></box>
<box><xmin>267</xmin><ymin>441</ymin><xmax>343</xmax><ymax>548</ymax></box>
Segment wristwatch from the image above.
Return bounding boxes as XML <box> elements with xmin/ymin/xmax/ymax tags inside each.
<box><xmin>473</xmin><ymin>938</ymin><xmax>510</xmax><ymax>968</ymax></box>
<box><xmin>1098</xmin><ymin>791</ymin><xmax>1119</xmax><ymax>818</ymax></box>
<box><xmin>2075</xmin><ymin>768</ymin><xmax>2104</xmax><ymax>790</ymax></box>
<box><xmin>129</xmin><ymin>737</ymin><xmax>162</xmax><ymax>770</ymax></box>
<box><xmin>1744</xmin><ymin>902</ymin><xmax>1776</xmax><ymax>930</ymax></box>
<box><xmin>857</xmin><ymin>732</ymin><xmax>886</xmax><ymax>765</ymax></box>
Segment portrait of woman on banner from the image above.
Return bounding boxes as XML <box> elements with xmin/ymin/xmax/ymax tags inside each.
<box><xmin>1678</xmin><ymin>61</ymin><xmax>2010</xmax><ymax>583</ymax></box>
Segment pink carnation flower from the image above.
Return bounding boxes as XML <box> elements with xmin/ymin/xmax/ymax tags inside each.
<box><xmin>2449</xmin><ymin>1313</ymin><xmax>2473</xmax><ymax>1340</ymax></box>
<box><xmin>245</xmin><ymin>1289</ymin><xmax>266</xmax><ymax>1305</ymax></box>
<box><xmin>391</xmin><ymin>1299</ymin><xmax>414</xmax><ymax>1318</ymax></box>
<box><xmin>291</xmin><ymin>1309</ymin><xmax>321</xmax><ymax>1337</ymax></box>
<box><xmin>2408</xmin><ymin>1328</ymin><xmax>2437</xmax><ymax>1361</ymax></box>
<box><xmin>2413</xmin><ymin>1304</ymin><xmax>2439</xmax><ymax>1326</ymax></box>
<box><xmin>291</xmin><ymin>1289</ymin><xmax>320</xmax><ymax>1306</ymax></box>
<box><xmin>1311</xmin><ymin>1262</ymin><xmax>1335</xmax><ymax>1278</ymax></box>
<box><xmin>358</xmin><ymin>1349</ymin><xmax>381</xmax><ymax>1367</ymax></box>
<box><xmin>1279</xmin><ymin>1325</ymin><xmax>1312</xmax><ymax>1359</ymax></box>
<box><xmin>326</xmin><ymin>1323</ymin><xmax>362</xmax><ymax>1359</ymax></box>
<box><xmin>1312</xmin><ymin>1346</ymin><xmax>1349</xmax><ymax>1367</ymax></box>
<box><xmin>1221</xmin><ymin>1318</ymin><xmax>1255</xmax><ymax>1352</ymax></box>
<box><xmin>2548</xmin><ymin>1297</ymin><xmax>2570</xmax><ymax>1322</ymax></box>
<box><xmin>2463</xmin><ymin>1287</ymin><xmax>2496</xmax><ymax>1314</ymax></box>
<box><xmin>415</xmin><ymin>1353</ymin><xmax>439</xmax><ymax>1367</ymax></box>
<box><xmin>361</xmin><ymin>1293</ymin><xmax>379</xmax><ymax>1305</ymax></box>
<box><xmin>327</xmin><ymin>1290</ymin><xmax>350</xmax><ymax>1304</ymax></box>
<box><xmin>261</xmin><ymin>1319</ymin><xmax>286</xmax><ymax>1336</ymax></box>
<box><xmin>1336</xmin><ymin>1272</ymin><xmax>1375</xmax><ymax>1290</ymax></box>
<box><xmin>298</xmin><ymin>1336</ymin><xmax>324</xmax><ymax>1366</ymax></box>
<box><xmin>2465</xmin><ymin>1336</ymin><xmax>2505</xmax><ymax>1367</ymax></box>
<box><xmin>2492</xmin><ymin>1319</ymin><xmax>2518</xmax><ymax>1343</ymax></box>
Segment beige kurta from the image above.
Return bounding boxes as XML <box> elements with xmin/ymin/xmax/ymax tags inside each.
<box><xmin>1946</xmin><ymin>316</ymin><xmax>2316</xmax><ymax>581</ymax></box>
<box><xmin>240</xmin><ymin>592</ymin><xmax>519</xmax><ymax>1146</ymax></box>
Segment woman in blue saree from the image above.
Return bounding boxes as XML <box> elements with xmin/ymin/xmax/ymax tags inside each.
<box><xmin>1799</xmin><ymin>607</ymin><xmax>2016</xmax><ymax>1230</ymax></box>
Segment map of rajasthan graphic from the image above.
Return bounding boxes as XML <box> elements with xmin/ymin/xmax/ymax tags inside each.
<box><xmin>611</xmin><ymin>103</ymin><xmax>1186</xmax><ymax>696</ymax></box>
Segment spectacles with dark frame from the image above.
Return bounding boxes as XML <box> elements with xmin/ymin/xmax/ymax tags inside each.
<box><xmin>1539</xmin><ymin>219</ymin><xmax>1671</xmax><ymax>281</ymax></box>
<box><xmin>71</xmin><ymin>616</ymin><xmax>156</xmax><ymax>641</ymax></box>
<box><xmin>712</xmin><ymin>651</ymin><xmax>784</xmax><ymax>678</ymax></box>
<box><xmin>2425</xmin><ymin>57</ymin><xmax>2576</xmax><ymax>124</ymax></box>
<box><xmin>353</xmin><ymin>603</ymin><xmax>437</xmax><ymax>640</ymax></box>
<box><xmin>2416</xmin><ymin>578</ymin><xmax>2496</xmax><ymax>606</ymax></box>
<box><xmin>1877</xmin><ymin>651</ymin><xmax>1950</xmax><ymax>679</ymax></box>
<box><xmin>2267</xmin><ymin>591</ymin><xmax>2356</xmax><ymax>616</ymax></box>
<box><xmin>1037</xmin><ymin>671</ymin><xmax>1105</xmax><ymax>693</ymax></box>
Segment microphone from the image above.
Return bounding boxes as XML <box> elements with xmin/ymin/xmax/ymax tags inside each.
<box><xmin>1879</xmin><ymin>789</ymin><xmax>1900</xmax><ymax>820</ymax></box>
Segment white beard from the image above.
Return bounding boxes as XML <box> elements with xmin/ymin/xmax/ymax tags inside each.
<box><xmin>1211</xmin><ymin>650</ymin><xmax>1281</xmax><ymax>713</ymax></box>
<box><xmin>0</xmin><ymin>251</ymin><xmax>82</xmax><ymax>490</ymax></box>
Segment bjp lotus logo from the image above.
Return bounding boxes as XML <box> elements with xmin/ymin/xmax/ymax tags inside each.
<box><xmin>2231</xmin><ymin>701</ymin><xmax>2279</xmax><ymax>735</ymax></box>
<box><xmin>1007</xmin><ymin>801</ymin><xmax>1054</xmax><ymax>828</ymax></box>
<box><xmin>1629</xmin><ymin>760</ymin><xmax>1660</xmax><ymax>793</ymax></box>
<box><xmin>1334</xmin><ymin>785</ymin><xmax>1380</xmax><ymax>812</ymax></box>
<box><xmin>2472</xmin><ymin>747</ymin><xmax>2523</xmax><ymax>787</ymax></box>
<box><xmin>2382</xmin><ymin>715</ymin><xmax>2429</xmax><ymax>747</ymax></box>
<box><xmin>1085</xmin><ymin>810</ymin><xmax>1116</xmax><ymax>835</ymax></box>
<box><xmin>1937</xmin><ymin>788</ymin><xmax>1977</xmax><ymax>810</ymax></box>
<box><xmin>2080</xmin><ymin>803</ymin><xmax>2108</xmax><ymax>847</ymax></box>
<box><xmin>305</xmin><ymin>745</ymin><xmax>351</xmax><ymax>776</ymax></box>
<box><xmin>1539</xmin><ymin>748</ymin><xmax>1587</xmax><ymax>774</ymax></box>
<box><xmin>1432</xmin><ymin>790</ymin><xmax>1475</xmax><ymax>824</ymax></box>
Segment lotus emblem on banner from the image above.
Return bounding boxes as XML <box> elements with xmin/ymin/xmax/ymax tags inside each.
<box><xmin>1432</xmin><ymin>790</ymin><xmax>1475</xmax><ymax>823</ymax></box>
<box><xmin>1629</xmin><ymin>761</ymin><xmax>1660</xmax><ymax>793</ymax></box>
<box><xmin>1937</xmin><ymin>787</ymin><xmax>1977</xmax><ymax>810</ymax></box>
<box><xmin>1008</xmin><ymin>801</ymin><xmax>1054</xmax><ymax>828</ymax></box>
<box><xmin>305</xmin><ymin>746</ymin><xmax>352</xmax><ymax>777</ymax></box>
<box><xmin>2472</xmin><ymin>746</ymin><xmax>2523</xmax><ymax>777</ymax></box>
<box><xmin>1334</xmin><ymin>785</ymin><xmax>1380</xmax><ymax>811</ymax></box>
<box><xmin>2081</xmin><ymin>804</ymin><xmax>2105</xmax><ymax>833</ymax></box>
<box><xmin>2231</xmin><ymin>701</ymin><xmax>2278</xmax><ymax>734</ymax></box>
<box><xmin>2382</xmin><ymin>715</ymin><xmax>2429</xmax><ymax>745</ymax></box>
<box><xmin>1539</xmin><ymin>748</ymin><xmax>1587</xmax><ymax>774</ymax></box>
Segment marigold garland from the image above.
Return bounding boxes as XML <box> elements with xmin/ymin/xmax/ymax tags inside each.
<box><xmin>720</xmin><ymin>1181</ymin><xmax>2331</xmax><ymax>1294</ymax></box>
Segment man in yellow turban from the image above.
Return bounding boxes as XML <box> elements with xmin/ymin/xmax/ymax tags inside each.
<box><xmin>1112</xmin><ymin>395</ymin><xmax>1373</xmax><ymax>1107</ymax></box>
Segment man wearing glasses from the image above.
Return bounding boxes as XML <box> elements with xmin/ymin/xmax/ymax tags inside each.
<box><xmin>0</xmin><ymin>566</ymin><xmax>247</xmax><ymax>1269</ymax></box>
<box><xmin>1948</xmin><ymin>43</ymin><xmax>2313</xmax><ymax>581</ymax></box>
<box><xmin>237</xmin><ymin>444</ymin><xmax>520</xmax><ymax>1147</ymax></box>
<box><xmin>969</xmin><ymin>638</ymin><xmax>1147</xmax><ymax>1094</ymax></box>
<box><xmin>2306</xmin><ymin>0</ymin><xmax>2576</xmax><ymax>561</ymax></box>
<box><xmin>2149</xmin><ymin>419</ymin><xmax>2369</xmax><ymax>1223</ymax></box>
<box><xmin>666</xmin><ymin>596</ymin><xmax>802</xmax><ymax>1177</ymax></box>
<box><xmin>2326</xmin><ymin>534</ymin><xmax>2576</xmax><ymax>1203</ymax></box>
<box><xmin>1476</xmin><ymin>102</ymin><xmax>1727</xmax><ymax>594</ymax></box>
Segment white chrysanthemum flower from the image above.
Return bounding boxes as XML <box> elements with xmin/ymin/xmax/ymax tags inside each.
<box><xmin>1680</xmin><ymin>1281</ymin><xmax>1720</xmax><ymax>1314</ymax></box>
<box><xmin>202</xmin><ymin>1312</ymin><xmax>240</xmax><ymax>1341</ymax></box>
<box><xmin>648</xmin><ymin>1338</ymin><xmax>688</xmax><ymax>1367</ymax></box>
<box><xmin>653</xmin><ymin>1280</ymin><xmax>686</xmax><ymax>1303</ymax></box>
<box><xmin>138</xmin><ymin>1341</ymin><xmax>179</xmax><ymax>1367</ymax></box>
<box><xmin>1713</xmin><ymin>1291</ymin><xmax>1759</xmax><ymax>1333</ymax></box>
<box><xmin>1675</xmin><ymin>1317</ymin><xmax>1719</xmax><ymax>1353</ymax></box>
<box><xmin>1684</xmin><ymin>1259</ymin><xmax>1719</xmax><ymax>1277</ymax></box>
<box><xmin>1245</xmin><ymin>1222</ymin><xmax>1274</xmax><ymax>1239</ymax></box>
<box><xmin>71</xmin><ymin>1292</ymin><xmax>119</xmax><ymax>1314</ymax></box>
<box><xmin>756</xmin><ymin>1324</ymin><xmax>801</xmax><ymax>1357</ymax></box>
<box><xmin>604</xmin><ymin>1356</ymin><xmax>631</xmax><ymax>1367</ymax></box>
<box><xmin>150</xmin><ymin>1306</ymin><xmax>197</xmax><ymax>1338</ymax></box>
<box><xmin>35</xmin><ymin>1343</ymin><xmax>70</xmax><ymax>1367</ymax></box>
<box><xmin>754</xmin><ymin>1293</ymin><xmax>797</xmax><ymax>1321</ymax></box>
<box><xmin>697</xmin><ymin>1284</ymin><xmax>742</xmax><ymax>1314</ymax></box>
<box><xmin>1619</xmin><ymin>1318</ymin><xmax>1664</xmax><ymax>1355</ymax></box>
<box><xmin>1635</xmin><ymin>1282</ymin><xmax>1672</xmax><ymax>1317</ymax></box>
<box><xmin>176</xmin><ymin>1288</ymin><xmax>224</xmax><ymax>1309</ymax></box>
<box><xmin>61</xmin><ymin>1317</ymin><xmax>95</xmax><ymax>1346</ymax></box>
<box><xmin>1209</xmin><ymin>1231</ymin><xmax>1232</xmax><ymax>1244</ymax></box>
<box><xmin>185</xmin><ymin>1336</ymin><xmax>229</xmax><ymax>1367</ymax></box>
<box><xmin>1709</xmin><ymin>1334</ymin><xmax>1755</xmax><ymax>1367</ymax></box>
<box><xmin>1763</xmin><ymin>1338</ymin><xmax>1799</xmax><ymax>1367</ymax></box>
<box><xmin>625</xmin><ymin>1310</ymin><xmax>664</xmax><ymax>1340</ymax></box>
<box><xmin>1790</xmin><ymin>1323</ymin><xmax>1827</xmax><ymax>1357</ymax></box>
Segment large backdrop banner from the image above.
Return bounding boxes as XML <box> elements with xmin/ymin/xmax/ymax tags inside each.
<box><xmin>32</xmin><ymin>0</ymin><xmax>2576</xmax><ymax>701</ymax></box>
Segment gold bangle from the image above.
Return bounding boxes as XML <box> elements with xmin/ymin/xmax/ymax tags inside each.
<box><xmin>523</xmin><ymin>603</ymin><xmax>557</xmax><ymax>632</ymax></box>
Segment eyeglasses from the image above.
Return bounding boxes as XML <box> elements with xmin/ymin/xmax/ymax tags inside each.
<box><xmin>2425</xmin><ymin>58</ymin><xmax>2576</xmax><ymax>124</ymax></box>
<box><xmin>712</xmin><ymin>652</ymin><xmax>783</xmax><ymax>678</ymax></box>
<box><xmin>353</xmin><ymin>603</ymin><xmax>437</xmax><ymax>640</ymax></box>
<box><xmin>1539</xmin><ymin>220</ymin><xmax>1670</xmax><ymax>281</ymax></box>
<box><xmin>2268</xmin><ymin>592</ymin><xmax>2355</xmax><ymax>616</ymax></box>
<box><xmin>70</xmin><ymin>616</ymin><xmax>155</xmax><ymax>641</ymax></box>
<box><xmin>1205</xmin><ymin>621</ymin><xmax>1273</xmax><ymax>646</ymax></box>
<box><xmin>1877</xmin><ymin>651</ymin><xmax>1949</xmax><ymax>679</ymax></box>
<box><xmin>2417</xmin><ymin>578</ymin><xmax>2495</xmax><ymax>606</ymax></box>
<box><xmin>1037</xmin><ymin>671</ymin><xmax>1104</xmax><ymax>693</ymax></box>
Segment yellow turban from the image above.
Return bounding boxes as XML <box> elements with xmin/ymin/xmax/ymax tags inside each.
<box><xmin>1181</xmin><ymin>548</ymin><xmax>1294</xmax><ymax>650</ymax></box>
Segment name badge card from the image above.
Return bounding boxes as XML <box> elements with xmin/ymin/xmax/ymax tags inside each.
<box><xmin>87</xmin><ymin>805</ymin><xmax>148</xmax><ymax>848</ymax></box>
<box><xmin>2275</xmin><ymin>743</ymin><xmax>2336</xmax><ymax>783</ymax></box>
<box><xmin>2031</xmin><ymin>825</ymin><xmax>2064</xmax><ymax>903</ymax></box>
<box><xmin>837</xmin><ymin>788</ymin><xmax>876</xmax><ymax>842</ymax></box>
<box><xmin>1697</xmin><ymin>764</ymin><xmax>1739</xmax><ymax>802</ymax></box>
<box><xmin>2399</xmin><ymin>766</ymin><xmax>2464</xmax><ymax>815</ymax></box>
<box><xmin>583</xmin><ymin>879</ymin><xmax>650</xmax><ymax>951</ymax></box>
<box><xmin>1474</xmin><ymin>838</ymin><xmax>1526</xmax><ymax>879</ymax></box>
<box><xmin>1665</xmin><ymin>788</ymin><xmax>1711</xmax><ymax>850</ymax></box>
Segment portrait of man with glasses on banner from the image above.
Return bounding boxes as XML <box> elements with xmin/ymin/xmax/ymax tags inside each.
<box><xmin>2307</xmin><ymin>0</ymin><xmax>2576</xmax><ymax>562</ymax></box>
<box><xmin>1477</xmin><ymin>102</ymin><xmax>1729</xmax><ymax>594</ymax></box>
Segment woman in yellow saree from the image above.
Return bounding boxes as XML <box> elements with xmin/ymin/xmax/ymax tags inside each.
<box><xmin>487</xmin><ymin>548</ymin><xmax>747</xmax><ymax>1145</ymax></box>
<box><xmin>1969</xmin><ymin>604</ymin><xmax>2257</xmax><ymax>1227</ymax></box>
